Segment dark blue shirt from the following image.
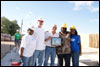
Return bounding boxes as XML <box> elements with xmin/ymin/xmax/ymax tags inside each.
<box><xmin>70</xmin><ymin>35</ymin><xmax>81</xmax><ymax>52</ymax></box>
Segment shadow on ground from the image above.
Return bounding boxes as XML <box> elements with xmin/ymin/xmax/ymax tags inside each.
<box><xmin>80</xmin><ymin>60</ymin><xmax>99</xmax><ymax>66</ymax></box>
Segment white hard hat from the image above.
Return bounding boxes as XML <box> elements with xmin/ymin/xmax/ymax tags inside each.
<box><xmin>16</xmin><ymin>29</ymin><xmax>19</xmax><ymax>32</ymax></box>
<box><xmin>37</xmin><ymin>17</ymin><xmax>44</xmax><ymax>22</ymax></box>
<box><xmin>28</xmin><ymin>25</ymin><xmax>34</xmax><ymax>30</ymax></box>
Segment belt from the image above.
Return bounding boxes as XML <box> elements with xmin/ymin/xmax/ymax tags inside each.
<box><xmin>46</xmin><ymin>46</ymin><xmax>55</xmax><ymax>48</ymax></box>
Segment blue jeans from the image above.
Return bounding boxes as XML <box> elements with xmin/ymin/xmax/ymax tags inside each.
<box><xmin>32</xmin><ymin>50</ymin><xmax>45</xmax><ymax>66</ymax></box>
<box><xmin>21</xmin><ymin>56</ymin><xmax>33</xmax><ymax>66</ymax></box>
<box><xmin>71</xmin><ymin>51</ymin><xmax>80</xmax><ymax>66</ymax></box>
<box><xmin>15</xmin><ymin>39</ymin><xmax>20</xmax><ymax>46</ymax></box>
<box><xmin>44</xmin><ymin>46</ymin><xmax>56</xmax><ymax>66</ymax></box>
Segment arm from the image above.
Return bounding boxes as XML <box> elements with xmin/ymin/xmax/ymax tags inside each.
<box><xmin>14</xmin><ymin>33</ymin><xmax>16</xmax><ymax>40</ymax></box>
<box><xmin>79</xmin><ymin>43</ymin><xmax>82</xmax><ymax>56</ymax></box>
<box><xmin>45</xmin><ymin>36</ymin><xmax>52</xmax><ymax>41</ymax></box>
<box><xmin>19</xmin><ymin>47</ymin><xmax>24</xmax><ymax>58</ymax></box>
<box><xmin>44</xmin><ymin>31</ymin><xmax>51</xmax><ymax>42</ymax></box>
<box><xmin>19</xmin><ymin>34</ymin><xmax>22</xmax><ymax>40</ymax></box>
<box><xmin>78</xmin><ymin>35</ymin><xmax>82</xmax><ymax>56</ymax></box>
<box><xmin>66</xmin><ymin>32</ymin><xmax>70</xmax><ymax>40</ymax></box>
<box><xmin>19</xmin><ymin>35</ymin><xmax>26</xmax><ymax>58</ymax></box>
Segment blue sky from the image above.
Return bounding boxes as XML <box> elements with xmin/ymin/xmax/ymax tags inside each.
<box><xmin>1</xmin><ymin>1</ymin><xmax>99</xmax><ymax>34</ymax></box>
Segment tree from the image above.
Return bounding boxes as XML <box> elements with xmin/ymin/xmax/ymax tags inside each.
<box><xmin>1</xmin><ymin>17</ymin><xmax>20</xmax><ymax>35</ymax></box>
<box><xmin>1</xmin><ymin>17</ymin><xmax>11</xmax><ymax>34</ymax></box>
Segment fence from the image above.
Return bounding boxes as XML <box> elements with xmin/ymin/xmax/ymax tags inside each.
<box><xmin>89</xmin><ymin>34</ymin><xmax>99</xmax><ymax>48</ymax></box>
<box><xmin>1</xmin><ymin>33</ymin><xmax>15</xmax><ymax>41</ymax></box>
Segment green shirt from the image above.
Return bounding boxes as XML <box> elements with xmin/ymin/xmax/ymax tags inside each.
<box><xmin>14</xmin><ymin>33</ymin><xmax>21</xmax><ymax>40</ymax></box>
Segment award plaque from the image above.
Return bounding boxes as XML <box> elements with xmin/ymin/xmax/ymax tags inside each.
<box><xmin>51</xmin><ymin>37</ymin><xmax>61</xmax><ymax>46</ymax></box>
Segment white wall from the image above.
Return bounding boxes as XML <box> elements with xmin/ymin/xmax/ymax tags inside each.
<box><xmin>80</xmin><ymin>34</ymin><xmax>89</xmax><ymax>48</ymax></box>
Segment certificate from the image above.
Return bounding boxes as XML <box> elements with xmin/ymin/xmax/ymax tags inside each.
<box><xmin>51</xmin><ymin>37</ymin><xmax>61</xmax><ymax>46</ymax></box>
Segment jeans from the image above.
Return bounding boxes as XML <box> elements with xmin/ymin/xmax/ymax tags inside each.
<box><xmin>57</xmin><ymin>54</ymin><xmax>71</xmax><ymax>66</ymax></box>
<box><xmin>71</xmin><ymin>51</ymin><xmax>80</xmax><ymax>66</ymax></box>
<box><xmin>15</xmin><ymin>39</ymin><xmax>20</xmax><ymax>46</ymax></box>
<box><xmin>44</xmin><ymin>46</ymin><xmax>56</xmax><ymax>66</ymax></box>
<box><xmin>21</xmin><ymin>56</ymin><xmax>33</xmax><ymax>66</ymax></box>
<box><xmin>32</xmin><ymin>50</ymin><xmax>45</xmax><ymax>66</ymax></box>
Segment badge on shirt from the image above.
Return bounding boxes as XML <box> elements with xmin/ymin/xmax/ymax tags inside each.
<box><xmin>71</xmin><ymin>38</ymin><xmax>75</xmax><ymax>42</ymax></box>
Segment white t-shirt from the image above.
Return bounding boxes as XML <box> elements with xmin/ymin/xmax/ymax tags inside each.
<box><xmin>45</xmin><ymin>31</ymin><xmax>59</xmax><ymax>47</ymax></box>
<box><xmin>34</xmin><ymin>27</ymin><xmax>45</xmax><ymax>50</ymax></box>
<box><xmin>19</xmin><ymin>34</ymin><xmax>36</xmax><ymax>57</ymax></box>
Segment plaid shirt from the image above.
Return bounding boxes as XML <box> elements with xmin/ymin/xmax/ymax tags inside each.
<box><xmin>56</xmin><ymin>32</ymin><xmax>71</xmax><ymax>54</ymax></box>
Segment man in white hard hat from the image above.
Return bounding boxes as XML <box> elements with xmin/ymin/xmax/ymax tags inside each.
<box><xmin>19</xmin><ymin>26</ymin><xmax>36</xmax><ymax>66</ymax></box>
<box><xmin>32</xmin><ymin>18</ymin><xmax>45</xmax><ymax>66</ymax></box>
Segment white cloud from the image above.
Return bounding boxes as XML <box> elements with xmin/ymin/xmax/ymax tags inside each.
<box><xmin>69</xmin><ymin>1</ymin><xmax>99</xmax><ymax>12</ymax></box>
<box><xmin>25</xmin><ymin>11</ymin><xmax>33</xmax><ymax>18</ymax></box>
<box><xmin>91</xmin><ymin>7</ymin><xmax>99</xmax><ymax>12</ymax></box>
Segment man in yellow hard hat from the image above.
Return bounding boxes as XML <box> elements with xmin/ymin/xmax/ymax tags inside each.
<box><xmin>61</xmin><ymin>23</ymin><xmax>67</xmax><ymax>33</ymax></box>
<box><xmin>61</xmin><ymin>23</ymin><xmax>67</xmax><ymax>28</ymax></box>
<box><xmin>56</xmin><ymin>23</ymin><xmax>71</xmax><ymax>66</ymax></box>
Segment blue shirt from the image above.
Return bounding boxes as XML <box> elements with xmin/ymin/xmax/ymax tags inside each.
<box><xmin>70</xmin><ymin>35</ymin><xmax>81</xmax><ymax>52</ymax></box>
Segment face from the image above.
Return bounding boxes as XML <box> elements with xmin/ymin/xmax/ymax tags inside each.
<box><xmin>70</xmin><ymin>29</ymin><xmax>75</xmax><ymax>35</ymax></box>
<box><xmin>38</xmin><ymin>21</ymin><xmax>43</xmax><ymax>27</ymax></box>
<box><xmin>17</xmin><ymin>31</ymin><xmax>19</xmax><ymax>33</ymax></box>
<box><xmin>52</xmin><ymin>25</ymin><xmax>57</xmax><ymax>32</ymax></box>
<box><xmin>61</xmin><ymin>27</ymin><xmax>67</xmax><ymax>33</ymax></box>
<box><xmin>29</xmin><ymin>30</ymin><xmax>34</xmax><ymax>35</ymax></box>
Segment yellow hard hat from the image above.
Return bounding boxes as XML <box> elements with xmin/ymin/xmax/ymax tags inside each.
<box><xmin>70</xmin><ymin>25</ymin><xmax>76</xmax><ymax>30</ymax></box>
<box><xmin>61</xmin><ymin>23</ymin><xmax>67</xmax><ymax>28</ymax></box>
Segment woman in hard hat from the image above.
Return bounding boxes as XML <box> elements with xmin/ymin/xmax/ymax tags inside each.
<box><xmin>56</xmin><ymin>23</ymin><xmax>71</xmax><ymax>66</ymax></box>
<box><xmin>70</xmin><ymin>26</ymin><xmax>82</xmax><ymax>66</ymax></box>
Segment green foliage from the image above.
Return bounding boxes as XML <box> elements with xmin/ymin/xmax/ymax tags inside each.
<box><xmin>1</xmin><ymin>17</ymin><xmax>20</xmax><ymax>35</ymax></box>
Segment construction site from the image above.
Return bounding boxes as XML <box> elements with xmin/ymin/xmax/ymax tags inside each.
<box><xmin>1</xmin><ymin>1</ymin><xmax>99</xmax><ymax>66</ymax></box>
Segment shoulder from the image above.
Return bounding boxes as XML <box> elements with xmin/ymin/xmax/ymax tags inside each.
<box><xmin>66</xmin><ymin>31</ymin><xmax>70</xmax><ymax>36</ymax></box>
<box><xmin>19</xmin><ymin>33</ymin><xmax>21</xmax><ymax>35</ymax></box>
<box><xmin>55</xmin><ymin>32</ymin><xmax>59</xmax><ymax>36</ymax></box>
<box><xmin>75</xmin><ymin>35</ymin><xmax>80</xmax><ymax>39</ymax></box>
<box><xmin>59</xmin><ymin>32</ymin><xmax>63</xmax><ymax>36</ymax></box>
<box><xmin>22</xmin><ymin>34</ymin><xmax>28</xmax><ymax>39</ymax></box>
<box><xmin>59</xmin><ymin>32</ymin><xmax>61</xmax><ymax>35</ymax></box>
<box><xmin>45</xmin><ymin>31</ymin><xmax>50</xmax><ymax>34</ymax></box>
<box><xmin>34</xmin><ymin>27</ymin><xmax>37</xmax><ymax>31</ymax></box>
<box><xmin>66</xmin><ymin>31</ymin><xmax>70</xmax><ymax>34</ymax></box>
<box><xmin>33</xmin><ymin>27</ymin><xmax>38</xmax><ymax>34</ymax></box>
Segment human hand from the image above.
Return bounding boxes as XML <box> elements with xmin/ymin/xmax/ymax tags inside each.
<box><xmin>79</xmin><ymin>52</ymin><xmax>82</xmax><ymax>56</ymax></box>
<box><xmin>19</xmin><ymin>54</ymin><xmax>22</xmax><ymax>58</ymax></box>
<box><xmin>48</xmin><ymin>36</ymin><xmax>52</xmax><ymax>40</ymax></box>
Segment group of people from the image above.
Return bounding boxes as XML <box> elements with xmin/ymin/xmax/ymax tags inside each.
<box><xmin>14</xmin><ymin>18</ymin><xmax>82</xmax><ymax>66</ymax></box>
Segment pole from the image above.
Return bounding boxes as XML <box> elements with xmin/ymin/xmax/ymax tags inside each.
<box><xmin>21</xmin><ymin>19</ymin><xmax>23</xmax><ymax>34</ymax></box>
